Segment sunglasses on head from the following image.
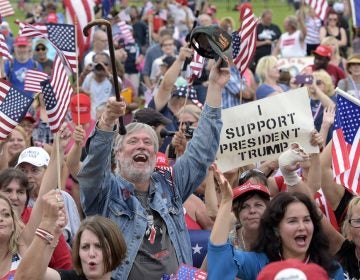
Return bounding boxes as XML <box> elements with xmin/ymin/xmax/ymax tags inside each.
<box><xmin>35</xmin><ymin>46</ymin><xmax>46</xmax><ymax>51</ymax></box>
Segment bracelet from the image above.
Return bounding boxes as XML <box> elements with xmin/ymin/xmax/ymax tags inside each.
<box><xmin>35</xmin><ymin>228</ymin><xmax>54</xmax><ymax>244</ymax></box>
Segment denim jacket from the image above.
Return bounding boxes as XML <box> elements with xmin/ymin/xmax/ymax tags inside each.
<box><xmin>78</xmin><ymin>104</ymin><xmax>222</xmax><ymax>279</ymax></box>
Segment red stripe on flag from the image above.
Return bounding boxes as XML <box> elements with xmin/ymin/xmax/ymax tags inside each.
<box><xmin>0</xmin><ymin>0</ymin><xmax>14</xmax><ymax>17</ymax></box>
<box><xmin>0</xmin><ymin>34</ymin><xmax>12</xmax><ymax>61</ymax></box>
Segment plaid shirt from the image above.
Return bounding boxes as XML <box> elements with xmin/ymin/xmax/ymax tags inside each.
<box><xmin>221</xmin><ymin>66</ymin><xmax>245</xmax><ymax>109</ymax></box>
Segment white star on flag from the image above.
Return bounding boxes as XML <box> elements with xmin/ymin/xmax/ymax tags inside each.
<box><xmin>192</xmin><ymin>243</ymin><xmax>202</xmax><ymax>254</ymax></box>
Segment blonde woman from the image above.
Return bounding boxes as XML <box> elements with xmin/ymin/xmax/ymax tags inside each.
<box><xmin>255</xmin><ymin>55</ymin><xmax>286</xmax><ymax>99</ymax></box>
<box><xmin>321</xmin><ymin>36</ymin><xmax>347</xmax><ymax>71</ymax></box>
<box><xmin>308</xmin><ymin>70</ymin><xmax>336</xmax><ymax>143</ymax></box>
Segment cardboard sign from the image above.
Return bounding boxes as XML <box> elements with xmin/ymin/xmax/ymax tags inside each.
<box><xmin>216</xmin><ymin>87</ymin><xmax>319</xmax><ymax>172</ymax></box>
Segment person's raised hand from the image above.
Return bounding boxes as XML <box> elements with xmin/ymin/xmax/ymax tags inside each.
<box><xmin>73</xmin><ymin>125</ymin><xmax>86</xmax><ymax>146</ymax></box>
<box><xmin>208</xmin><ymin>57</ymin><xmax>231</xmax><ymax>89</ymax></box>
<box><xmin>322</xmin><ymin>105</ymin><xmax>336</xmax><ymax>126</ymax></box>
<box><xmin>178</xmin><ymin>45</ymin><xmax>193</xmax><ymax>62</ymax></box>
<box><xmin>55</xmin><ymin>122</ymin><xmax>72</xmax><ymax>151</ymax></box>
<box><xmin>171</xmin><ymin>131</ymin><xmax>187</xmax><ymax>156</ymax></box>
<box><xmin>100</xmin><ymin>96</ymin><xmax>127</xmax><ymax>129</ymax></box>
<box><xmin>279</xmin><ymin>143</ymin><xmax>310</xmax><ymax>172</ymax></box>
<box><xmin>310</xmin><ymin>130</ymin><xmax>324</xmax><ymax>149</ymax></box>
<box><xmin>213</xmin><ymin>163</ymin><xmax>233</xmax><ymax>203</ymax></box>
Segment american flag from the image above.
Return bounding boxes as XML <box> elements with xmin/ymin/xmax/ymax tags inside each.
<box><xmin>17</xmin><ymin>21</ymin><xmax>77</xmax><ymax>73</ymax></box>
<box><xmin>0</xmin><ymin>79</ymin><xmax>34</xmax><ymax>140</ymax></box>
<box><xmin>176</xmin><ymin>264</ymin><xmax>207</xmax><ymax>280</ymax></box>
<box><xmin>24</xmin><ymin>70</ymin><xmax>48</xmax><ymax>93</ymax></box>
<box><xmin>0</xmin><ymin>0</ymin><xmax>14</xmax><ymax>17</ymax></box>
<box><xmin>117</xmin><ymin>21</ymin><xmax>135</xmax><ymax>44</ymax></box>
<box><xmin>0</xmin><ymin>33</ymin><xmax>12</xmax><ymax>61</ymax></box>
<box><xmin>350</xmin><ymin>0</ymin><xmax>360</xmax><ymax>27</ymax></box>
<box><xmin>233</xmin><ymin>6</ymin><xmax>258</xmax><ymax>77</ymax></box>
<box><xmin>332</xmin><ymin>89</ymin><xmax>360</xmax><ymax>193</ymax></box>
<box><xmin>305</xmin><ymin>0</ymin><xmax>328</xmax><ymax>21</ymax></box>
<box><xmin>40</xmin><ymin>56</ymin><xmax>73</xmax><ymax>133</ymax></box>
<box><xmin>63</xmin><ymin>0</ymin><xmax>94</xmax><ymax>60</ymax></box>
<box><xmin>188</xmin><ymin>50</ymin><xmax>205</xmax><ymax>84</ymax></box>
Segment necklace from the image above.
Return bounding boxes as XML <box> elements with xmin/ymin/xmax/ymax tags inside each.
<box><xmin>240</xmin><ymin>228</ymin><xmax>247</xmax><ymax>251</ymax></box>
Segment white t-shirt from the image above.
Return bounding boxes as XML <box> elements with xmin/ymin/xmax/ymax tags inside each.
<box><xmin>279</xmin><ymin>30</ymin><xmax>306</xmax><ymax>58</ymax></box>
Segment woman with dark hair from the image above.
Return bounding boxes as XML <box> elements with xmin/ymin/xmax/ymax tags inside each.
<box><xmin>14</xmin><ymin>212</ymin><xmax>127</xmax><ymax>280</ymax></box>
<box><xmin>207</xmin><ymin>168</ymin><xmax>344</xmax><ymax>280</ymax></box>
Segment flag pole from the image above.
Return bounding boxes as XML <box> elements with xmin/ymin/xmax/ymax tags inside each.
<box><xmin>75</xmin><ymin>16</ymin><xmax>80</xmax><ymax>126</ymax></box>
<box><xmin>56</xmin><ymin>132</ymin><xmax>61</xmax><ymax>190</ymax></box>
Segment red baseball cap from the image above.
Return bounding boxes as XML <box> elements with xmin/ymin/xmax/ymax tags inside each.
<box><xmin>257</xmin><ymin>259</ymin><xmax>328</xmax><ymax>280</ymax></box>
<box><xmin>47</xmin><ymin>12</ymin><xmax>58</xmax><ymax>23</ymax></box>
<box><xmin>70</xmin><ymin>93</ymin><xmax>91</xmax><ymax>125</ymax></box>
<box><xmin>233</xmin><ymin>180</ymin><xmax>270</xmax><ymax>201</ymax></box>
<box><xmin>14</xmin><ymin>36</ymin><xmax>31</xmax><ymax>46</ymax></box>
<box><xmin>23</xmin><ymin>112</ymin><xmax>35</xmax><ymax>123</ymax></box>
<box><xmin>312</xmin><ymin>45</ymin><xmax>332</xmax><ymax>58</ymax></box>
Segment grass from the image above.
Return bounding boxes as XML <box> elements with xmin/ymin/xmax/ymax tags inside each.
<box><xmin>5</xmin><ymin>0</ymin><xmax>294</xmax><ymax>37</ymax></box>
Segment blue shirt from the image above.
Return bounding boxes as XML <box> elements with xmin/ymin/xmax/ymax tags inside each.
<box><xmin>221</xmin><ymin>66</ymin><xmax>244</xmax><ymax>109</ymax></box>
<box><xmin>208</xmin><ymin>241</ymin><xmax>345</xmax><ymax>280</ymax></box>
<box><xmin>78</xmin><ymin>104</ymin><xmax>222</xmax><ymax>279</ymax></box>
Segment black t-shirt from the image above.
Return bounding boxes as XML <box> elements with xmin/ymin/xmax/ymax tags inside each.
<box><xmin>58</xmin><ymin>270</ymin><xmax>87</xmax><ymax>280</ymax></box>
<box><xmin>334</xmin><ymin>187</ymin><xmax>354</xmax><ymax>226</ymax></box>
<box><xmin>336</xmin><ymin>239</ymin><xmax>359</xmax><ymax>279</ymax></box>
<box><xmin>58</xmin><ymin>270</ymin><xmax>115</xmax><ymax>280</ymax></box>
<box><xmin>255</xmin><ymin>23</ymin><xmax>281</xmax><ymax>63</ymax></box>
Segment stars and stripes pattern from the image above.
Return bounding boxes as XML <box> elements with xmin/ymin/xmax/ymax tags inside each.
<box><xmin>0</xmin><ymin>0</ymin><xmax>14</xmax><ymax>17</ymax></box>
<box><xmin>24</xmin><ymin>70</ymin><xmax>48</xmax><ymax>93</ymax></box>
<box><xmin>176</xmin><ymin>264</ymin><xmax>207</xmax><ymax>280</ymax></box>
<box><xmin>0</xmin><ymin>33</ymin><xmax>12</xmax><ymax>61</ymax></box>
<box><xmin>305</xmin><ymin>0</ymin><xmax>328</xmax><ymax>21</ymax></box>
<box><xmin>0</xmin><ymin>79</ymin><xmax>34</xmax><ymax>140</ymax></box>
<box><xmin>63</xmin><ymin>0</ymin><xmax>95</xmax><ymax>60</ymax></box>
<box><xmin>188</xmin><ymin>50</ymin><xmax>205</xmax><ymax>84</ymax></box>
<box><xmin>40</xmin><ymin>56</ymin><xmax>73</xmax><ymax>133</ymax></box>
<box><xmin>233</xmin><ymin>7</ymin><xmax>258</xmax><ymax>77</ymax></box>
<box><xmin>117</xmin><ymin>21</ymin><xmax>135</xmax><ymax>44</ymax></box>
<box><xmin>332</xmin><ymin>90</ymin><xmax>360</xmax><ymax>193</ymax></box>
<box><xmin>17</xmin><ymin>21</ymin><xmax>77</xmax><ymax>73</ymax></box>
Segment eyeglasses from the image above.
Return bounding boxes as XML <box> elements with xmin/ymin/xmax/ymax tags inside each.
<box><xmin>162</xmin><ymin>43</ymin><xmax>174</xmax><ymax>47</ymax></box>
<box><xmin>35</xmin><ymin>47</ymin><xmax>46</xmax><ymax>52</ymax></box>
<box><xmin>349</xmin><ymin>219</ymin><xmax>360</xmax><ymax>228</ymax></box>
<box><xmin>328</xmin><ymin>18</ymin><xmax>337</xmax><ymax>21</ymax></box>
<box><xmin>316</xmin><ymin>80</ymin><xmax>323</xmax><ymax>86</ymax></box>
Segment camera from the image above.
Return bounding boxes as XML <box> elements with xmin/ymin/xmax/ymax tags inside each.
<box><xmin>184</xmin><ymin>122</ymin><xmax>194</xmax><ymax>139</ymax></box>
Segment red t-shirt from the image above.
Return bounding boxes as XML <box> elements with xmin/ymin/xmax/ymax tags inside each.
<box><xmin>21</xmin><ymin>207</ymin><xmax>73</xmax><ymax>269</ymax></box>
<box><xmin>310</xmin><ymin>64</ymin><xmax>345</xmax><ymax>86</ymax></box>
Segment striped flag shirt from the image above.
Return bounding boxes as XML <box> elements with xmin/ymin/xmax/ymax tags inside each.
<box><xmin>0</xmin><ymin>33</ymin><xmax>12</xmax><ymax>61</ymax></box>
<box><xmin>40</xmin><ymin>56</ymin><xmax>73</xmax><ymax>133</ymax></box>
<box><xmin>17</xmin><ymin>21</ymin><xmax>77</xmax><ymax>73</ymax></box>
<box><xmin>305</xmin><ymin>0</ymin><xmax>328</xmax><ymax>21</ymax></box>
<box><xmin>0</xmin><ymin>79</ymin><xmax>34</xmax><ymax>140</ymax></box>
<box><xmin>233</xmin><ymin>7</ymin><xmax>258</xmax><ymax>77</ymax></box>
<box><xmin>332</xmin><ymin>89</ymin><xmax>360</xmax><ymax>193</ymax></box>
<box><xmin>24</xmin><ymin>70</ymin><xmax>48</xmax><ymax>93</ymax></box>
<box><xmin>117</xmin><ymin>21</ymin><xmax>135</xmax><ymax>44</ymax></box>
<box><xmin>0</xmin><ymin>0</ymin><xmax>14</xmax><ymax>17</ymax></box>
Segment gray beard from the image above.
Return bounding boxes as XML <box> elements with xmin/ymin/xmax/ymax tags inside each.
<box><xmin>118</xmin><ymin>158</ymin><xmax>155</xmax><ymax>184</ymax></box>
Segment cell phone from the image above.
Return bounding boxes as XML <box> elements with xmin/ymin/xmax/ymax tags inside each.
<box><xmin>294</xmin><ymin>74</ymin><xmax>313</xmax><ymax>85</ymax></box>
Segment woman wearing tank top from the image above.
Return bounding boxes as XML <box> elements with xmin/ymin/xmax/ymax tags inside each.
<box><xmin>320</xmin><ymin>10</ymin><xmax>347</xmax><ymax>56</ymax></box>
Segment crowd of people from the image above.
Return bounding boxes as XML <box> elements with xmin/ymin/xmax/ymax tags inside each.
<box><xmin>0</xmin><ymin>0</ymin><xmax>359</xmax><ymax>279</ymax></box>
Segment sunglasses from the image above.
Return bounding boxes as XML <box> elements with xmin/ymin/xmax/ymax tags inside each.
<box><xmin>316</xmin><ymin>80</ymin><xmax>323</xmax><ymax>86</ymax></box>
<box><xmin>35</xmin><ymin>47</ymin><xmax>46</xmax><ymax>52</ymax></box>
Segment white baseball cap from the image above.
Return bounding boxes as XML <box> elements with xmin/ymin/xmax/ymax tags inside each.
<box><xmin>16</xmin><ymin>147</ymin><xmax>50</xmax><ymax>167</ymax></box>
